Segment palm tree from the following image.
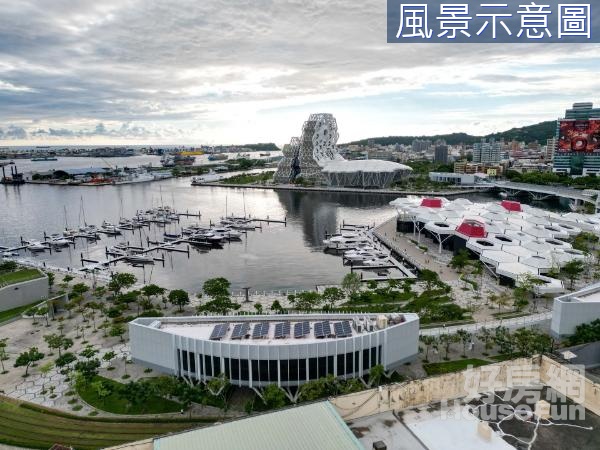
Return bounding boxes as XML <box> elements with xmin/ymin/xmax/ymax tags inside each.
<box><xmin>477</xmin><ymin>327</ymin><xmax>494</xmax><ymax>356</ymax></box>
<box><xmin>38</xmin><ymin>361</ymin><xmax>54</xmax><ymax>392</ymax></box>
<box><xmin>419</xmin><ymin>335</ymin><xmax>436</xmax><ymax>362</ymax></box>
<box><xmin>456</xmin><ymin>329</ymin><xmax>472</xmax><ymax>358</ymax></box>
<box><xmin>368</xmin><ymin>364</ymin><xmax>386</xmax><ymax>387</ymax></box>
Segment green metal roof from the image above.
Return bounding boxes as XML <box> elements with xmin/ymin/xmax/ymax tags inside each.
<box><xmin>154</xmin><ymin>401</ymin><xmax>363</xmax><ymax>450</ymax></box>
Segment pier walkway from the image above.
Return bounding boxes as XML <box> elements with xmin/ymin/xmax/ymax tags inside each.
<box><xmin>373</xmin><ymin>217</ymin><xmax>459</xmax><ymax>284</ymax></box>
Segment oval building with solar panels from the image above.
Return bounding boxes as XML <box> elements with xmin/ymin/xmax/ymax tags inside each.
<box><xmin>129</xmin><ymin>313</ymin><xmax>419</xmax><ymax>388</ymax></box>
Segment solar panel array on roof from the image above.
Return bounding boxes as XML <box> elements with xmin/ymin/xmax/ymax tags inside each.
<box><xmin>231</xmin><ymin>323</ymin><xmax>250</xmax><ymax>340</ymax></box>
<box><xmin>252</xmin><ymin>322</ymin><xmax>270</xmax><ymax>339</ymax></box>
<box><xmin>334</xmin><ymin>321</ymin><xmax>352</xmax><ymax>338</ymax></box>
<box><xmin>274</xmin><ymin>322</ymin><xmax>291</xmax><ymax>339</ymax></box>
<box><xmin>294</xmin><ymin>321</ymin><xmax>310</xmax><ymax>338</ymax></box>
<box><xmin>209</xmin><ymin>323</ymin><xmax>228</xmax><ymax>340</ymax></box>
<box><xmin>315</xmin><ymin>321</ymin><xmax>332</xmax><ymax>339</ymax></box>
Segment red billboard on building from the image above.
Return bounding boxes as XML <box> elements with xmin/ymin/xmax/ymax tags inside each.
<box><xmin>558</xmin><ymin>119</ymin><xmax>600</xmax><ymax>153</ymax></box>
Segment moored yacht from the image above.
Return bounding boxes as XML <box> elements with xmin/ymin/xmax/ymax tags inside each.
<box><xmin>25</xmin><ymin>240</ymin><xmax>46</xmax><ymax>252</ymax></box>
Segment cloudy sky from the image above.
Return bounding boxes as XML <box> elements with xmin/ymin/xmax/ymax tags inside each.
<box><xmin>1</xmin><ymin>0</ymin><xmax>599</xmax><ymax>146</ymax></box>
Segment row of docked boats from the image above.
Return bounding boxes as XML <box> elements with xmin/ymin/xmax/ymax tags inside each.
<box><xmin>106</xmin><ymin>242</ymin><xmax>155</xmax><ymax>265</ymax></box>
<box><xmin>323</xmin><ymin>228</ymin><xmax>391</xmax><ymax>267</ymax></box>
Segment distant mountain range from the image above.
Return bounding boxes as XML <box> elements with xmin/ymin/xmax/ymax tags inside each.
<box><xmin>345</xmin><ymin>120</ymin><xmax>557</xmax><ymax>147</ymax></box>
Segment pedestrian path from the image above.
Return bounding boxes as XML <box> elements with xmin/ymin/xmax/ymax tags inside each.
<box><xmin>419</xmin><ymin>312</ymin><xmax>552</xmax><ymax>336</ymax></box>
<box><xmin>373</xmin><ymin>217</ymin><xmax>458</xmax><ymax>284</ymax></box>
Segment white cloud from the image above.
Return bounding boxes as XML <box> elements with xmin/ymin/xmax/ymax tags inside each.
<box><xmin>0</xmin><ymin>0</ymin><xmax>598</xmax><ymax>144</ymax></box>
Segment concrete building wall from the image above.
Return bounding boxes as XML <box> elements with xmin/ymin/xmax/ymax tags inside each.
<box><xmin>330</xmin><ymin>356</ymin><xmax>600</xmax><ymax>422</ymax></box>
<box><xmin>0</xmin><ymin>273</ymin><xmax>49</xmax><ymax>312</ymax></box>
<box><xmin>551</xmin><ymin>283</ymin><xmax>600</xmax><ymax>337</ymax></box>
<box><xmin>330</xmin><ymin>357</ymin><xmax>536</xmax><ymax>421</ymax></box>
<box><xmin>540</xmin><ymin>356</ymin><xmax>600</xmax><ymax>418</ymax></box>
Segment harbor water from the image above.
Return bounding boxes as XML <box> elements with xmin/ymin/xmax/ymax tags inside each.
<box><xmin>1</xmin><ymin>178</ymin><xmax>401</xmax><ymax>292</ymax></box>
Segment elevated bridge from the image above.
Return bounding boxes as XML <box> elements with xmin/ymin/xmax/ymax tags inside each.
<box><xmin>489</xmin><ymin>181</ymin><xmax>600</xmax><ymax>212</ymax></box>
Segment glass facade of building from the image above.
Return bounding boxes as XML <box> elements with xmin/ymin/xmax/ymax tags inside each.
<box><xmin>554</xmin><ymin>102</ymin><xmax>600</xmax><ymax>175</ymax></box>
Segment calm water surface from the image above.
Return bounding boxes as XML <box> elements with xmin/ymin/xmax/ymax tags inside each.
<box><xmin>1</xmin><ymin>178</ymin><xmax>397</xmax><ymax>292</ymax></box>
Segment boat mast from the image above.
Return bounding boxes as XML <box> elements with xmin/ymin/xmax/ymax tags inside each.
<box><xmin>243</xmin><ymin>191</ymin><xmax>246</xmax><ymax>218</ymax></box>
<box><xmin>80</xmin><ymin>196</ymin><xmax>88</xmax><ymax>226</ymax></box>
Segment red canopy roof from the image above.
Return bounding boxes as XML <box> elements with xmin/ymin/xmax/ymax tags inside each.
<box><xmin>501</xmin><ymin>200</ymin><xmax>522</xmax><ymax>212</ymax></box>
<box><xmin>456</xmin><ymin>219</ymin><xmax>486</xmax><ymax>238</ymax></box>
<box><xmin>421</xmin><ymin>198</ymin><xmax>442</xmax><ymax>208</ymax></box>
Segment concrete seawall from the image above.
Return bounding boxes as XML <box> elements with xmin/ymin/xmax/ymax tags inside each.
<box><xmin>193</xmin><ymin>182</ymin><xmax>489</xmax><ymax>197</ymax></box>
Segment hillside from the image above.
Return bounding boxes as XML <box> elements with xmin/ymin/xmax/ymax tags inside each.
<box><xmin>346</xmin><ymin>120</ymin><xmax>557</xmax><ymax>147</ymax></box>
<box><xmin>241</xmin><ymin>143</ymin><xmax>280</xmax><ymax>151</ymax></box>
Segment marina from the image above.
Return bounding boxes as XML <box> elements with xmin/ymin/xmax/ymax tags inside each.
<box><xmin>1</xmin><ymin>174</ymin><xmax>576</xmax><ymax>292</ymax></box>
<box><xmin>0</xmin><ymin>179</ymin><xmax>412</xmax><ymax>291</ymax></box>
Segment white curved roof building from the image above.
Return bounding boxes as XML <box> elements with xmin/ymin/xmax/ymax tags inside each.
<box><xmin>322</xmin><ymin>160</ymin><xmax>412</xmax><ymax>188</ymax></box>
<box><xmin>129</xmin><ymin>313</ymin><xmax>419</xmax><ymax>389</ymax></box>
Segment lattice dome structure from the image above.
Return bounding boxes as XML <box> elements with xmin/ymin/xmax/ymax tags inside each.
<box><xmin>273</xmin><ymin>138</ymin><xmax>301</xmax><ymax>184</ymax></box>
<box><xmin>274</xmin><ymin>113</ymin><xmax>342</xmax><ymax>184</ymax></box>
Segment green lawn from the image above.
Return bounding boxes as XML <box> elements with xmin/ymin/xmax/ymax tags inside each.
<box><xmin>0</xmin><ymin>395</ymin><xmax>211</xmax><ymax>450</ymax></box>
<box><xmin>77</xmin><ymin>375</ymin><xmax>183</xmax><ymax>415</ymax></box>
<box><xmin>222</xmin><ymin>171</ymin><xmax>274</xmax><ymax>184</ymax></box>
<box><xmin>0</xmin><ymin>299</ymin><xmax>42</xmax><ymax>324</ymax></box>
<box><xmin>489</xmin><ymin>353</ymin><xmax>524</xmax><ymax>362</ymax></box>
<box><xmin>0</xmin><ymin>269</ymin><xmax>44</xmax><ymax>286</ymax></box>
<box><xmin>423</xmin><ymin>358</ymin><xmax>491</xmax><ymax>376</ymax></box>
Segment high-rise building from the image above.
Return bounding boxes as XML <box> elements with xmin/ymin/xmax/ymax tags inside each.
<box><xmin>411</xmin><ymin>139</ymin><xmax>431</xmax><ymax>153</ymax></box>
<box><xmin>553</xmin><ymin>102</ymin><xmax>600</xmax><ymax>175</ymax></box>
<box><xmin>434</xmin><ymin>144</ymin><xmax>448</xmax><ymax>164</ymax></box>
<box><xmin>472</xmin><ymin>139</ymin><xmax>502</xmax><ymax>164</ymax></box>
<box><xmin>545</xmin><ymin>137</ymin><xmax>557</xmax><ymax>162</ymax></box>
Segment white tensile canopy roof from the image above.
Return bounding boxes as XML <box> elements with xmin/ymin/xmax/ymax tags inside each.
<box><xmin>550</xmin><ymin>249</ymin><xmax>587</xmax><ymax>266</ymax></box>
<box><xmin>416</xmin><ymin>211</ymin><xmax>444</xmax><ymax>223</ymax></box>
<box><xmin>527</xmin><ymin>215</ymin><xmax>551</xmax><ymax>226</ymax></box>
<box><xmin>453</xmin><ymin>198</ymin><xmax>473</xmax><ymax>206</ymax></box>
<box><xmin>488</xmin><ymin>233</ymin><xmax>521</xmax><ymax>246</ymax></box>
<box><xmin>482</xmin><ymin>211</ymin><xmax>505</xmax><ymax>221</ymax></box>
<box><xmin>544</xmin><ymin>238</ymin><xmax>572</xmax><ymax>250</ymax></box>
<box><xmin>483</xmin><ymin>222</ymin><xmax>504</xmax><ymax>235</ymax></box>
<box><xmin>503</xmin><ymin>245</ymin><xmax>534</xmax><ymax>258</ymax></box>
<box><xmin>497</xmin><ymin>262</ymin><xmax>540</xmax><ymax>279</ymax></box>
<box><xmin>480</xmin><ymin>250</ymin><xmax>519</xmax><ymax>267</ymax></box>
<box><xmin>505</xmin><ymin>230</ymin><xmax>534</xmax><ymax>242</ymax></box>
<box><xmin>520</xmin><ymin>254</ymin><xmax>554</xmax><ymax>271</ymax></box>
<box><xmin>552</xmin><ymin>222</ymin><xmax>582</xmax><ymax>236</ymax></box>
<box><xmin>550</xmin><ymin>251</ymin><xmax>576</xmax><ymax>267</ymax></box>
<box><xmin>522</xmin><ymin>225</ymin><xmax>554</xmax><ymax>239</ymax></box>
<box><xmin>523</xmin><ymin>240</ymin><xmax>552</xmax><ymax>254</ymax></box>
<box><xmin>542</xmin><ymin>225</ymin><xmax>570</xmax><ymax>239</ymax></box>
<box><xmin>466</xmin><ymin>238</ymin><xmax>501</xmax><ymax>254</ymax></box>
<box><xmin>388</xmin><ymin>195</ymin><xmax>597</xmax><ymax>283</ymax></box>
<box><xmin>424</xmin><ymin>220</ymin><xmax>455</xmax><ymax>234</ymax></box>
<box><xmin>440</xmin><ymin>209</ymin><xmax>463</xmax><ymax>219</ymax></box>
